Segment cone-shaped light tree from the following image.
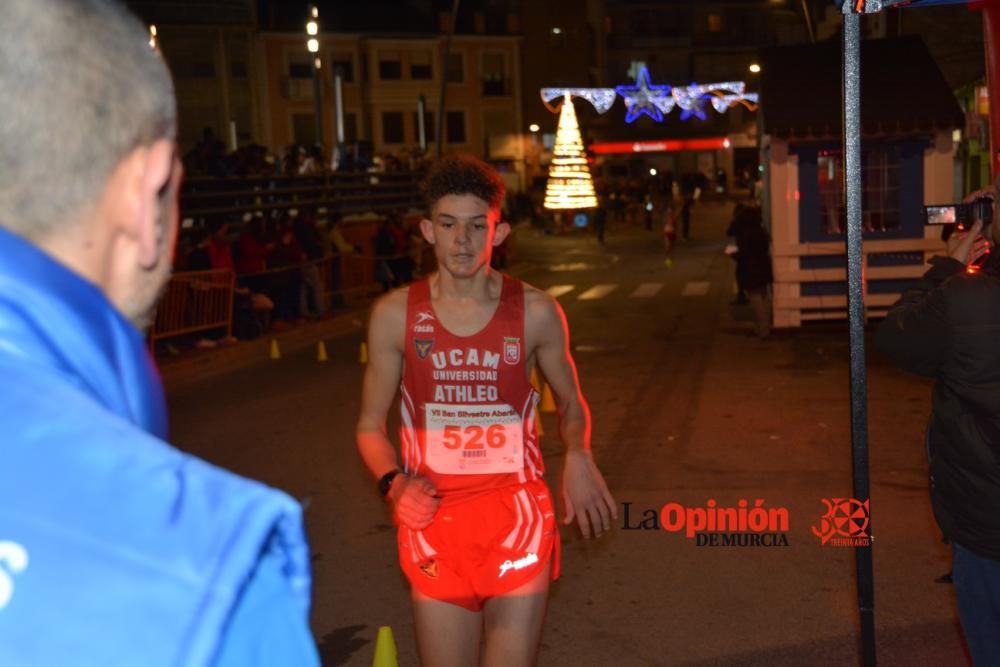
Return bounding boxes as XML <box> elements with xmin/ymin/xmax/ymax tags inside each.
<box><xmin>543</xmin><ymin>95</ymin><xmax>597</xmax><ymax>210</ymax></box>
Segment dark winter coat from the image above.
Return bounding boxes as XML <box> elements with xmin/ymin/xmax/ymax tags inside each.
<box><xmin>876</xmin><ymin>253</ymin><xmax>1000</xmax><ymax>562</ymax></box>
<box><xmin>728</xmin><ymin>206</ymin><xmax>773</xmax><ymax>290</ymax></box>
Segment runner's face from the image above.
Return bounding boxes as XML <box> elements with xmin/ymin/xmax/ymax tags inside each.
<box><xmin>424</xmin><ymin>194</ymin><xmax>504</xmax><ymax>277</ymax></box>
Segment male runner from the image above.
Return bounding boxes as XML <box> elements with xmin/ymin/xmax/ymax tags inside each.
<box><xmin>357</xmin><ymin>155</ymin><xmax>616</xmax><ymax>666</ymax></box>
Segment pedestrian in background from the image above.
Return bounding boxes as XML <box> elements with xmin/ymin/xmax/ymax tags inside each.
<box><xmin>0</xmin><ymin>2</ymin><xmax>319</xmax><ymax>665</ymax></box>
<box><xmin>593</xmin><ymin>198</ymin><xmax>608</xmax><ymax>244</ymax></box>
<box><xmin>731</xmin><ymin>204</ymin><xmax>773</xmax><ymax>338</ymax></box>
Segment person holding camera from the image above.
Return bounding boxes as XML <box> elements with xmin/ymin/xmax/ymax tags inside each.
<box><xmin>876</xmin><ymin>187</ymin><xmax>1000</xmax><ymax>666</ymax></box>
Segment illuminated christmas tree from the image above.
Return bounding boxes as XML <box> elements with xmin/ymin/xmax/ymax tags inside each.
<box><xmin>544</xmin><ymin>95</ymin><xmax>597</xmax><ymax>210</ymax></box>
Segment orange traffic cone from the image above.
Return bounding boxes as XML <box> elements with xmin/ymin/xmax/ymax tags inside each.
<box><xmin>269</xmin><ymin>338</ymin><xmax>281</xmax><ymax>360</ymax></box>
<box><xmin>359</xmin><ymin>341</ymin><xmax>369</xmax><ymax>364</ymax></box>
<box><xmin>317</xmin><ymin>340</ymin><xmax>328</xmax><ymax>362</ymax></box>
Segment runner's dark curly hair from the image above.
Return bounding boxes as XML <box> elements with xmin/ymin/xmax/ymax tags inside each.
<box><xmin>422</xmin><ymin>155</ymin><xmax>505</xmax><ymax>212</ymax></box>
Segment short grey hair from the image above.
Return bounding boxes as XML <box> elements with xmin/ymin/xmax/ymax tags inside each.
<box><xmin>0</xmin><ymin>0</ymin><xmax>177</xmax><ymax>239</ymax></box>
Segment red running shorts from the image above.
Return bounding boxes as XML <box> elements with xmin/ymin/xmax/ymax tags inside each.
<box><xmin>397</xmin><ymin>479</ymin><xmax>560</xmax><ymax>611</ymax></box>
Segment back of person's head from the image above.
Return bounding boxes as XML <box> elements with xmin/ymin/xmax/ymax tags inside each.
<box><xmin>0</xmin><ymin>0</ymin><xmax>176</xmax><ymax>241</ymax></box>
<box><xmin>422</xmin><ymin>155</ymin><xmax>505</xmax><ymax>214</ymax></box>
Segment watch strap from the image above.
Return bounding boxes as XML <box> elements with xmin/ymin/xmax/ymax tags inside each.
<box><xmin>378</xmin><ymin>469</ymin><xmax>403</xmax><ymax>497</ymax></box>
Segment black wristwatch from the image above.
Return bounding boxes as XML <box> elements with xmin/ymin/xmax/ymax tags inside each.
<box><xmin>378</xmin><ymin>469</ymin><xmax>403</xmax><ymax>497</ymax></box>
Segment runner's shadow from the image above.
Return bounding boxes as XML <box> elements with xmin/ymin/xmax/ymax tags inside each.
<box><xmin>318</xmin><ymin>625</ymin><xmax>369</xmax><ymax>666</ymax></box>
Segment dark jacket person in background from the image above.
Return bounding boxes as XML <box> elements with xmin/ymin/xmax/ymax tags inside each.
<box><xmin>729</xmin><ymin>203</ymin><xmax>773</xmax><ymax>339</ymax></box>
<box><xmin>876</xmin><ymin>188</ymin><xmax>1000</xmax><ymax>667</ymax></box>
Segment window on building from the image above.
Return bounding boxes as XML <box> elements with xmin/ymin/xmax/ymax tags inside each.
<box><xmin>289</xmin><ymin>62</ymin><xmax>313</xmax><ymax>79</ymax></box>
<box><xmin>817</xmin><ymin>148</ymin><xmax>901</xmax><ymax>235</ymax></box>
<box><xmin>411</xmin><ymin>50</ymin><xmax>433</xmax><ymax>79</ymax></box>
<box><xmin>172</xmin><ymin>59</ymin><xmax>216</xmax><ymax>78</ymax></box>
<box><xmin>708</xmin><ymin>14</ymin><xmax>724</xmax><ymax>33</ymax></box>
<box><xmin>382</xmin><ymin>111</ymin><xmax>405</xmax><ymax>144</ymax></box>
<box><xmin>447</xmin><ymin>52</ymin><xmax>464</xmax><ymax>83</ymax></box>
<box><xmin>379</xmin><ymin>52</ymin><xmax>402</xmax><ymax>80</ymax></box>
<box><xmin>331</xmin><ymin>54</ymin><xmax>354</xmax><ymax>82</ymax></box>
<box><xmin>342</xmin><ymin>112</ymin><xmax>358</xmax><ymax>143</ymax></box>
<box><xmin>446</xmin><ymin>110</ymin><xmax>466</xmax><ymax>144</ymax></box>
<box><xmin>413</xmin><ymin>110</ymin><xmax>436</xmax><ymax>142</ymax></box>
<box><xmin>482</xmin><ymin>52</ymin><xmax>506</xmax><ymax>96</ymax></box>
<box><xmin>292</xmin><ymin>113</ymin><xmax>316</xmax><ymax>146</ymax></box>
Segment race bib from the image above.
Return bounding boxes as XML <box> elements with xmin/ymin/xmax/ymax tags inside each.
<box><xmin>424</xmin><ymin>403</ymin><xmax>524</xmax><ymax>475</ymax></box>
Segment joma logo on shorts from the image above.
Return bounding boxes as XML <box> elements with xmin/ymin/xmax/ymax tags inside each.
<box><xmin>498</xmin><ymin>552</ymin><xmax>538</xmax><ymax>578</ymax></box>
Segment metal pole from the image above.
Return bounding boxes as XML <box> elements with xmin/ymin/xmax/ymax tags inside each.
<box><xmin>313</xmin><ymin>61</ymin><xmax>323</xmax><ymax>148</ymax></box>
<box><xmin>418</xmin><ymin>95</ymin><xmax>427</xmax><ymax>153</ymax></box>
<box><xmin>842</xmin><ymin>6</ymin><xmax>876</xmax><ymax>666</ymax></box>
<box><xmin>436</xmin><ymin>0</ymin><xmax>461</xmax><ymax>158</ymax></box>
<box><xmin>335</xmin><ymin>72</ymin><xmax>345</xmax><ymax>144</ymax></box>
<box><xmin>800</xmin><ymin>0</ymin><xmax>816</xmax><ymax>44</ymax></box>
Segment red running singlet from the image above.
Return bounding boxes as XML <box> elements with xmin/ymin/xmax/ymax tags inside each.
<box><xmin>400</xmin><ymin>274</ymin><xmax>543</xmax><ymax>501</ymax></box>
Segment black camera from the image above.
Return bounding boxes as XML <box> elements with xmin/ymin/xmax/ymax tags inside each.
<box><xmin>924</xmin><ymin>197</ymin><xmax>994</xmax><ymax>229</ymax></box>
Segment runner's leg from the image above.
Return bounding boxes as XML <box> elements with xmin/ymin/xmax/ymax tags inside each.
<box><xmin>412</xmin><ymin>590</ymin><xmax>482</xmax><ymax>667</ymax></box>
<box><xmin>481</xmin><ymin>559</ymin><xmax>552</xmax><ymax>667</ymax></box>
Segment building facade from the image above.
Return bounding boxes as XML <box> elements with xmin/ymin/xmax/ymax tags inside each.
<box><xmin>126</xmin><ymin>0</ymin><xmax>262</xmax><ymax>149</ymax></box>
<box><xmin>256</xmin><ymin>30</ymin><xmax>525</xmax><ymax>185</ymax></box>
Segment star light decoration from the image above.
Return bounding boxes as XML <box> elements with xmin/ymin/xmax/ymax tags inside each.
<box><xmin>671</xmin><ymin>80</ymin><xmax>760</xmax><ymax>121</ymax></box>
<box><xmin>614</xmin><ymin>66</ymin><xmax>676</xmax><ymax>123</ymax></box>
<box><xmin>538</xmin><ymin>69</ymin><xmax>758</xmax><ymax>127</ymax></box>
<box><xmin>543</xmin><ymin>67</ymin><xmax>761</xmax><ymax>125</ymax></box>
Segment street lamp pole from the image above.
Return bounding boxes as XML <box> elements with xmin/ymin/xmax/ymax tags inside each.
<box><xmin>307</xmin><ymin>6</ymin><xmax>323</xmax><ymax>149</ymax></box>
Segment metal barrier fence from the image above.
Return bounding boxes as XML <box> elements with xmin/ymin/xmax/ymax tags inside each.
<box><xmin>149</xmin><ymin>269</ymin><xmax>235</xmax><ymax>348</ymax></box>
<box><xmin>149</xmin><ymin>247</ymin><xmax>437</xmax><ymax>353</ymax></box>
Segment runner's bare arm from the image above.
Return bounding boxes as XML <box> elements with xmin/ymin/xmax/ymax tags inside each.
<box><xmin>356</xmin><ymin>290</ymin><xmax>439</xmax><ymax>529</ymax></box>
<box><xmin>527</xmin><ymin>290</ymin><xmax>617</xmax><ymax>539</ymax></box>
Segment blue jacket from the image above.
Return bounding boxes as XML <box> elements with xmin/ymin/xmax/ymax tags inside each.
<box><xmin>0</xmin><ymin>226</ymin><xmax>317</xmax><ymax>666</ymax></box>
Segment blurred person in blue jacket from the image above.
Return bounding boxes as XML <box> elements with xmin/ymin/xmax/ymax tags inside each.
<box><xmin>0</xmin><ymin>1</ymin><xmax>320</xmax><ymax>666</ymax></box>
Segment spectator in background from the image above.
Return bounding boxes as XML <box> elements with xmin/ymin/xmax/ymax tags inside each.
<box><xmin>183</xmin><ymin>227</ymin><xmax>212</xmax><ymax>272</ymax></box>
<box><xmin>731</xmin><ymin>204</ymin><xmax>773</xmax><ymax>339</ymax></box>
<box><xmin>388</xmin><ymin>212</ymin><xmax>413</xmax><ymax>284</ymax></box>
<box><xmin>294</xmin><ymin>209</ymin><xmax>327</xmax><ymax>318</ymax></box>
<box><xmin>407</xmin><ymin>216</ymin><xmax>426</xmax><ymax>278</ymax></box>
<box><xmin>680</xmin><ymin>172</ymin><xmax>696</xmax><ymax>240</ymax></box>
<box><xmin>299</xmin><ymin>146</ymin><xmax>324</xmax><ymax>176</ymax></box>
<box><xmin>206</xmin><ymin>219</ymin><xmax>235</xmax><ymax>272</ymax></box>
<box><xmin>234</xmin><ymin>215</ymin><xmax>275</xmax><ymax>336</ymax></box>
<box><xmin>327</xmin><ymin>213</ymin><xmax>360</xmax><ymax>307</ymax></box>
<box><xmin>592</xmin><ymin>200</ymin><xmax>608</xmax><ymax>244</ymax></box>
<box><xmin>0</xmin><ymin>1</ymin><xmax>319</xmax><ymax>665</ymax></box>
<box><xmin>373</xmin><ymin>215</ymin><xmax>397</xmax><ymax>292</ymax></box>
<box><xmin>236</xmin><ymin>216</ymin><xmax>270</xmax><ymax>278</ymax></box>
<box><xmin>267</xmin><ymin>216</ymin><xmax>305</xmax><ymax>325</ymax></box>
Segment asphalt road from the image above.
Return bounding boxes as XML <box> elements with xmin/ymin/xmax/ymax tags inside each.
<box><xmin>167</xmin><ymin>200</ymin><xmax>970</xmax><ymax>666</ymax></box>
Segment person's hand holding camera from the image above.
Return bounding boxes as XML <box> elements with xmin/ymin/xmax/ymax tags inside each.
<box><xmin>948</xmin><ymin>219</ymin><xmax>988</xmax><ymax>266</ymax></box>
<box><xmin>949</xmin><ymin>188</ymin><xmax>997</xmax><ymax>267</ymax></box>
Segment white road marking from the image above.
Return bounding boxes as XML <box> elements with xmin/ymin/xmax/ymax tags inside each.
<box><xmin>546</xmin><ymin>285</ymin><xmax>575</xmax><ymax>298</ymax></box>
<box><xmin>578</xmin><ymin>284</ymin><xmax>618</xmax><ymax>300</ymax></box>
<box><xmin>631</xmin><ymin>282</ymin><xmax>663</xmax><ymax>298</ymax></box>
<box><xmin>681</xmin><ymin>281</ymin><xmax>711</xmax><ymax>296</ymax></box>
